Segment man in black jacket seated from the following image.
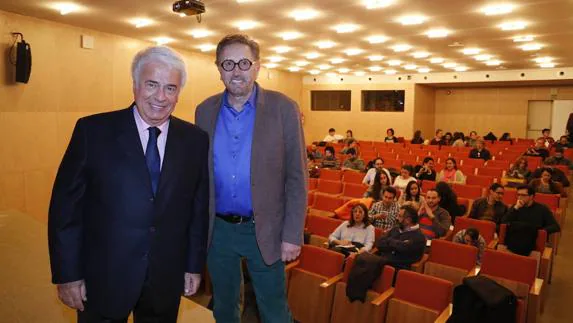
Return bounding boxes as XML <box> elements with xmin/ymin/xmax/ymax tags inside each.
<box><xmin>502</xmin><ymin>185</ymin><xmax>561</xmax><ymax>234</ymax></box>
<box><xmin>374</xmin><ymin>205</ymin><xmax>427</xmax><ymax>269</ymax></box>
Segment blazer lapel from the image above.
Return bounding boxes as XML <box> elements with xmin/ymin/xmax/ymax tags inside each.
<box><xmin>251</xmin><ymin>84</ymin><xmax>267</xmax><ymax>175</ymax></box>
<box><xmin>156</xmin><ymin>117</ymin><xmax>184</xmax><ymax>197</ymax></box>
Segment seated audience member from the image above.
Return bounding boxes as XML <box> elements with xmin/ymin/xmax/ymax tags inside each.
<box><xmin>418</xmin><ymin>189</ymin><xmax>452</xmax><ymax>240</ymax></box>
<box><xmin>307</xmin><ymin>154</ymin><xmax>320</xmax><ymax>178</ymax></box>
<box><xmin>343</xmin><ymin>129</ymin><xmax>355</xmax><ymax>144</ymax></box>
<box><xmin>451</xmin><ymin>132</ymin><xmax>466</xmax><ymax>147</ymax></box>
<box><xmin>430</xmin><ymin>129</ymin><xmax>444</xmax><ymax>146</ymax></box>
<box><xmin>398</xmin><ymin>181</ymin><xmax>425</xmax><ymax>210</ymax></box>
<box><xmin>321</xmin><ymin>146</ymin><xmax>340</xmax><ymax>169</ymax></box>
<box><xmin>469</xmin><ymin>139</ymin><xmax>492</xmax><ymax>161</ymax></box>
<box><xmin>436</xmin><ymin>158</ymin><xmax>466</xmax><ymax>184</ymax></box>
<box><xmin>530</xmin><ymin>165</ymin><xmax>570</xmax><ymax>187</ymax></box>
<box><xmin>393</xmin><ymin>165</ymin><xmax>417</xmax><ymax>192</ymax></box>
<box><xmin>363</xmin><ymin>158</ymin><xmax>392</xmax><ymax>186</ymax></box>
<box><xmin>341</xmin><ymin>138</ymin><xmax>360</xmax><ymax>155</ymax></box>
<box><xmin>507</xmin><ymin>157</ymin><xmax>531</xmax><ymax>180</ymax></box>
<box><xmin>525</xmin><ymin>138</ymin><xmax>550</xmax><ymax>160</ymax></box>
<box><xmin>342</xmin><ymin>148</ymin><xmax>365</xmax><ymax>171</ymax></box>
<box><xmin>411</xmin><ymin>130</ymin><xmax>424</xmax><ymax>144</ymax></box>
<box><xmin>452</xmin><ymin>227</ymin><xmax>486</xmax><ymax>265</ymax></box>
<box><xmin>329</xmin><ymin>203</ymin><xmax>375</xmax><ymax>254</ymax></box>
<box><xmin>308</xmin><ymin>143</ymin><xmax>323</xmax><ymax>159</ymax></box>
<box><xmin>469</xmin><ymin>183</ymin><xmax>508</xmax><ymax>229</ymax></box>
<box><xmin>364</xmin><ymin>170</ymin><xmax>392</xmax><ymax>201</ymax></box>
<box><xmin>529</xmin><ymin>167</ymin><xmax>567</xmax><ymax>197</ymax></box>
<box><xmin>369</xmin><ymin>187</ymin><xmax>400</xmax><ymax>231</ymax></box>
<box><xmin>541</xmin><ymin>128</ymin><xmax>555</xmax><ymax>148</ymax></box>
<box><xmin>554</xmin><ymin>135</ymin><xmax>572</xmax><ymax>150</ymax></box>
<box><xmin>384</xmin><ymin>128</ymin><xmax>399</xmax><ymax>143</ymax></box>
<box><xmin>544</xmin><ymin>147</ymin><xmax>573</xmax><ymax>170</ymax></box>
<box><xmin>415</xmin><ymin>157</ymin><xmax>437</xmax><ymax>181</ymax></box>
<box><xmin>323</xmin><ymin>127</ymin><xmax>344</xmax><ymax>143</ymax></box>
<box><xmin>502</xmin><ymin>185</ymin><xmax>561</xmax><ymax>234</ymax></box>
<box><xmin>443</xmin><ymin>132</ymin><xmax>453</xmax><ymax>146</ymax></box>
<box><xmin>435</xmin><ymin>182</ymin><xmax>467</xmax><ymax>222</ymax></box>
<box><xmin>467</xmin><ymin>131</ymin><xmax>479</xmax><ymax>148</ymax></box>
<box><xmin>483</xmin><ymin>132</ymin><xmax>497</xmax><ymax>142</ymax></box>
<box><xmin>374</xmin><ymin>205</ymin><xmax>427</xmax><ymax>270</ymax></box>
<box><xmin>499</xmin><ymin>132</ymin><xmax>512</xmax><ymax>143</ymax></box>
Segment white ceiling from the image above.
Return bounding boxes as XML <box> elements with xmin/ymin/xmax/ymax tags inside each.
<box><xmin>2</xmin><ymin>0</ymin><xmax>573</xmax><ymax>76</ymax></box>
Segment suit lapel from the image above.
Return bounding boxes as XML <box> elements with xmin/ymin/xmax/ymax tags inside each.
<box><xmin>251</xmin><ymin>84</ymin><xmax>266</xmax><ymax>177</ymax></box>
<box><xmin>157</xmin><ymin>117</ymin><xmax>184</xmax><ymax>197</ymax></box>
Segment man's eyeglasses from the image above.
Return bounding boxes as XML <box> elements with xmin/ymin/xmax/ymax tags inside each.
<box><xmin>494</xmin><ymin>190</ymin><xmax>505</xmax><ymax>195</ymax></box>
<box><xmin>220</xmin><ymin>59</ymin><xmax>254</xmax><ymax>72</ymax></box>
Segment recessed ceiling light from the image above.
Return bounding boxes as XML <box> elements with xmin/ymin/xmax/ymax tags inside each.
<box><xmin>288</xmin><ymin>66</ymin><xmax>301</xmax><ymax>72</ymax></box>
<box><xmin>462</xmin><ymin>48</ymin><xmax>481</xmax><ymax>55</ymax></box>
<box><xmin>268</xmin><ymin>56</ymin><xmax>285</xmax><ymax>63</ymax></box>
<box><xmin>189</xmin><ymin>28</ymin><xmax>213</xmax><ymax>38</ymax></box>
<box><xmin>305</xmin><ymin>52</ymin><xmax>322</xmax><ymax>59</ymax></box>
<box><xmin>273</xmin><ymin>46</ymin><xmax>293</xmax><ymax>53</ymax></box>
<box><xmin>426</xmin><ymin>28</ymin><xmax>450</xmax><ymax>38</ymax></box>
<box><xmin>131</xmin><ymin>18</ymin><xmax>153</xmax><ymax>28</ymax></box>
<box><xmin>369</xmin><ymin>66</ymin><xmax>383</xmax><ymax>72</ymax></box>
<box><xmin>333</xmin><ymin>23</ymin><xmax>360</xmax><ymax>33</ymax></box>
<box><xmin>454</xmin><ymin>66</ymin><xmax>469</xmax><ymax>72</ymax></box>
<box><xmin>430</xmin><ymin>57</ymin><xmax>445</xmax><ymax>64</ymax></box>
<box><xmin>318</xmin><ymin>64</ymin><xmax>332</xmax><ymax>70</ymax></box>
<box><xmin>344</xmin><ymin>48</ymin><xmax>364</xmax><ymax>56</ymax></box>
<box><xmin>278</xmin><ymin>31</ymin><xmax>303</xmax><ymax>40</ymax></box>
<box><xmin>368</xmin><ymin>55</ymin><xmax>384</xmax><ymax>61</ymax></box>
<box><xmin>294</xmin><ymin>60</ymin><xmax>310</xmax><ymax>66</ymax></box>
<box><xmin>485</xmin><ymin>60</ymin><xmax>502</xmax><ymax>66</ymax></box>
<box><xmin>391</xmin><ymin>44</ymin><xmax>412</xmax><ymax>52</ymax></box>
<box><xmin>412</xmin><ymin>51</ymin><xmax>430</xmax><ymax>58</ymax></box>
<box><xmin>365</xmin><ymin>35</ymin><xmax>390</xmax><ymax>44</ymax></box>
<box><xmin>513</xmin><ymin>35</ymin><xmax>534</xmax><ymax>42</ymax></box>
<box><xmin>403</xmin><ymin>64</ymin><xmax>417</xmax><ymax>70</ymax></box>
<box><xmin>338</xmin><ymin>68</ymin><xmax>350</xmax><ymax>74</ymax></box>
<box><xmin>354</xmin><ymin>71</ymin><xmax>366</xmax><ymax>76</ymax></box>
<box><xmin>308</xmin><ymin>69</ymin><xmax>321</xmax><ymax>75</ymax></box>
<box><xmin>264</xmin><ymin>63</ymin><xmax>278</xmax><ymax>69</ymax></box>
<box><xmin>387</xmin><ymin>60</ymin><xmax>402</xmax><ymax>66</ymax></box>
<box><xmin>52</xmin><ymin>3</ymin><xmax>81</xmax><ymax>15</ymax></box>
<box><xmin>418</xmin><ymin>67</ymin><xmax>431</xmax><ymax>73</ymax></box>
<box><xmin>326</xmin><ymin>72</ymin><xmax>338</xmax><ymax>77</ymax></box>
<box><xmin>315</xmin><ymin>40</ymin><xmax>336</xmax><ymax>49</ymax></box>
<box><xmin>474</xmin><ymin>54</ymin><xmax>493</xmax><ymax>61</ymax></box>
<box><xmin>363</xmin><ymin>0</ymin><xmax>394</xmax><ymax>9</ymax></box>
<box><xmin>234</xmin><ymin>20</ymin><xmax>259</xmax><ymax>30</ymax></box>
<box><xmin>519</xmin><ymin>43</ymin><xmax>543</xmax><ymax>51</ymax></box>
<box><xmin>533</xmin><ymin>56</ymin><xmax>553</xmax><ymax>63</ymax></box>
<box><xmin>330</xmin><ymin>58</ymin><xmax>346</xmax><ymax>64</ymax></box>
<box><xmin>443</xmin><ymin>62</ymin><xmax>458</xmax><ymax>68</ymax></box>
<box><xmin>178</xmin><ymin>13</ymin><xmax>187</xmax><ymax>17</ymax></box>
<box><xmin>288</xmin><ymin>9</ymin><xmax>320</xmax><ymax>21</ymax></box>
<box><xmin>154</xmin><ymin>37</ymin><xmax>175</xmax><ymax>45</ymax></box>
<box><xmin>197</xmin><ymin>43</ymin><xmax>215</xmax><ymax>52</ymax></box>
<box><xmin>480</xmin><ymin>4</ymin><xmax>515</xmax><ymax>16</ymax></box>
<box><xmin>397</xmin><ymin>15</ymin><xmax>427</xmax><ymax>26</ymax></box>
<box><xmin>384</xmin><ymin>69</ymin><xmax>397</xmax><ymax>75</ymax></box>
<box><xmin>539</xmin><ymin>62</ymin><xmax>555</xmax><ymax>68</ymax></box>
<box><xmin>499</xmin><ymin>21</ymin><xmax>527</xmax><ymax>31</ymax></box>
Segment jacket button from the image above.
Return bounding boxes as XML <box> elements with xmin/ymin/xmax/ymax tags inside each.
<box><xmin>149</xmin><ymin>226</ymin><xmax>156</xmax><ymax>233</ymax></box>
<box><xmin>149</xmin><ymin>197</ymin><xmax>154</xmax><ymax>202</ymax></box>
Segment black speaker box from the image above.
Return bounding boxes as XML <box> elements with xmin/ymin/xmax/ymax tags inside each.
<box><xmin>15</xmin><ymin>41</ymin><xmax>32</xmax><ymax>83</ymax></box>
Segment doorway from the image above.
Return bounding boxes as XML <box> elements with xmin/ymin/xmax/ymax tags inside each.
<box><xmin>527</xmin><ymin>100</ymin><xmax>553</xmax><ymax>139</ymax></box>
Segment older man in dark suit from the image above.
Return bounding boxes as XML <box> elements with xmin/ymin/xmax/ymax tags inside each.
<box><xmin>195</xmin><ymin>34</ymin><xmax>307</xmax><ymax>323</ymax></box>
<box><xmin>48</xmin><ymin>46</ymin><xmax>209</xmax><ymax>322</ymax></box>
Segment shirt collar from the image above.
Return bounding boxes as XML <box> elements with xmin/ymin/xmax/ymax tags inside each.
<box><xmin>223</xmin><ymin>83</ymin><xmax>258</xmax><ymax>112</ymax></box>
<box><xmin>402</xmin><ymin>224</ymin><xmax>420</xmax><ymax>232</ymax></box>
<box><xmin>133</xmin><ymin>105</ymin><xmax>170</xmax><ymax>135</ymax></box>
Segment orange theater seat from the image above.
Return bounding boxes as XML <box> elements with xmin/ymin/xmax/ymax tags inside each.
<box><xmin>459</xmin><ymin>165</ymin><xmax>477</xmax><ymax>176</ymax></box>
<box><xmin>424</xmin><ymin>239</ymin><xmax>479</xmax><ymax>287</ymax></box>
<box><xmin>379</xmin><ymin>152</ymin><xmax>398</xmax><ymax>161</ymax></box>
<box><xmin>452</xmin><ymin>183</ymin><xmax>484</xmax><ymax>199</ymax></box>
<box><xmin>466</xmin><ymin>174</ymin><xmax>495</xmax><ymax>187</ymax></box>
<box><xmin>486</xmin><ymin>159</ymin><xmax>511</xmax><ymax>169</ymax></box>
<box><xmin>317</xmin><ymin>179</ymin><xmax>343</xmax><ymax>195</ymax></box>
<box><xmin>342</xmin><ymin>170</ymin><xmax>365</xmax><ymax>184</ymax></box>
<box><xmin>462</xmin><ymin>158</ymin><xmax>486</xmax><ymax>168</ymax></box>
<box><xmin>452</xmin><ymin>217</ymin><xmax>497</xmax><ymax>248</ymax></box>
<box><xmin>384</xmin><ymin>159</ymin><xmax>403</xmax><ymax>171</ymax></box>
<box><xmin>329</xmin><ymin>256</ymin><xmax>395</xmax><ymax>323</ymax></box>
<box><xmin>342</xmin><ymin>182</ymin><xmax>367</xmax><ymax>199</ymax></box>
<box><xmin>421</xmin><ymin>180</ymin><xmax>437</xmax><ymax>192</ymax></box>
<box><xmin>308</xmin><ymin>191</ymin><xmax>315</xmax><ymax>207</ymax></box>
<box><xmin>320</xmin><ymin>169</ymin><xmax>343</xmax><ymax>181</ymax></box>
<box><xmin>478</xmin><ymin>167</ymin><xmax>505</xmax><ymax>178</ymax></box>
<box><xmin>286</xmin><ymin>245</ymin><xmax>345</xmax><ymax>323</ymax></box>
<box><xmin>526</xmin><ymin>156</ymin><xmax>543</xmax><ymax>171</ymax></box>
<box><xmin>503</xmin><ymin>188</ymin><xmax>517</xmax><ymax>206</ymax></box>
<box><xmin>309</xmin><ymin>178</ymin><xmax>318</xmax><ymax>191</ymax></box>
<box><xmin>456</xmin><ymin>197</ymin><xmax>472</xmax><ymax>217</ymax></box>
<box><xmin>498</xmin><ymin>151</ymin><xmax>523</xmax><ymax>162</ymax></box>
<box><xmin>362</xmin><ymin>153</ymin><xmax>379</xmax><ymax>163</ymax></box>
<box><xmin>305</xmin><ymin>215</ymin><xmax>344</xmax><ymax>247</ymax></box>
<box><xmin>533</xmin><ymin>193</ymin><xmax>560</xmax><ymax>210</ymax></box>
<box><xmin>310</xmin><ymin>194</ymin><xmax>344</xmax><ymax>217</ymax></box>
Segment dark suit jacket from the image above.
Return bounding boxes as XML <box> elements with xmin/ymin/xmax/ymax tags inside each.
<box><xmin>375</xmin><ymin>227</ymin><xmax>427</xmax><ymax>269</ymax></box>
<box><xmin>48</xmin><ymin>106</ymin><xmax>209</xmax><ymax>318</ymax></box>
<box><xmin>195</xmin><ymin>84</ymin><xmax>308</xmax><ymax>265</ymax></box>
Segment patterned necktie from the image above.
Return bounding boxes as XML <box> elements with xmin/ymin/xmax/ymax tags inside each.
<box><xmin>146</xmin><ymin>127</ymin><xmax>161</xmax><ymax>196</ymax></box>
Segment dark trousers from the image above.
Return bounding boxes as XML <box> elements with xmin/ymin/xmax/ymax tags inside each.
<box><xmin>77</xmin><ymin>279</ymin><xmax>181</xmax><ymax>323</ymax></box>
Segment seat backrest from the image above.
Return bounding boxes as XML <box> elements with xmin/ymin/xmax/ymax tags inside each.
<box><xmin>480</xmin><ymin>249</ymin><xmax>537</xmax><ymax>286</ymax></box>
<box><xmin>486</xmin><ymin>159</ymin><xmax>510</xmax><ymax>169</ymax></box>
<box><xmin>320</xmin><ymin>169</ymin><xmax>343</xmax><ymax>181</ymax></box>
<box><xmin>477</xmin><ymin>167</ymin><xmax>504</xmax><ymax>178</ymax></box>
<box><xmin>342</xmin><ymin>255</ymin><xmax>395</xmax><ymax>293</ymax></box>
<box><xmin>421</xmin><ymin>180</ymin><xmax>436</xmax><ymax>191</ymax></box>
<box><xmin>313</xmin><ymin>194</ymin><xmax>343</xmax><ymax>212</ymax></box>
<box><xmin>466</xmin><ymin>174</ymin><xmax>495</xmax><ymax>187</ymax></box>
<box><xmin>429</xmin><ymin>239</ymin><xmax>478</xmax><ymax>271</ymax></box>
<box><xmin>308</xmin><ymin>178</ymin><xmax>318</xmax><ymax>190</ymax></box>
<box><xmin>297</xmin><ymin>245</ymin><xmax>345</xmax><ymax>278</ymax></box>
<box><xmin>454</xmin><ymin>217</ymin><xmax>496</xmax><ymax>244</ymax></box>
<box><xmin>498</xmin><ymin>224</ymin><xmax>547</xmax><ymax>253</ymax></box>
<box><xmin>306</xmin><ymin>215</ymin><xmax>343</xmax><ymax>238</ymax></box>
<box><xmin>393</xmin><ymin>270</ymin><xmax>453</xmax><ymax>313</ymax></box>
<box><xmin>317</xmin><ymin>179</ymin><xmax>343</xmax><ymax>195</ymax></box>
<box><xmin>342</xmin><ymin>170</ymin><xmax>364</xmax><ymax>184</ymax></box>
<box><xmin>533</xmin><ymin>193</ymin><xmax>560</xmax><ymax>210</ymax></box>
<box><xmin>452</xmin><ymin>183</ymin><xmax>484</xmax><ymax>199</ymax></box>
<box><xmin>498</xmin><ymin>151</ymin><xmax>522</xmax><ymax>161</ymax></box>
<box><xmin>384</xmin><ymin>159</ymin><xmax>403</xmax><ymax>170</ymax></box>
<box><xmin>307</xmin><ymin>192</ymin><xmax>315</xmax><ymax>206</ymax></box>
<box><xmin>502</xmin><ymin>188</ymin><xmax>517</xmax><ymax>206</ymax></box>
<box><xmin>457</xmin><ymin>197</ymin><xmax>471</xmax><ymax>216</ymax></box>
<box><xmin>526</xmin><ymin>156</ymin><xmax>543</xmax><ymax>171</ymax></box>
<box><xmin>342</xmin><ymin>182</ymin><xmax>367</xmax><ymax>198</ymax></box>
<box><xmin>459</xmin><ymin>165</ymin><xmax>477</xmax><ymax>176</ymax></box>
<box><xmin>462</xmin><ymin>158</ymin><xmax>486</xmax><ymax>168</ymax></box>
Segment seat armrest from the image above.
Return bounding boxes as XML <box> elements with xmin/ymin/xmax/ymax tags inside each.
<box><xmin>371</xmin><ymin>288</ymin><xmax>394</xmax><ymax>306</ymax></box>
<box><xmin>531</xmin><ymin>278</ymin><xmax>543</xmax><ymax>296</ymax></box>
<box><xmin>320</xmin><ymin>273</ymin><xmax>344</xmax><ymax>288</ymax></box>
<box><xmin>466</xmin><ymin>265</ymin><xmax>481</xmax><ymax>277</ymax></box>
<box><xmin>435</xmin><ymin>303</ymin><xmax>453</xmax><ymax>323</ymax></box>
<box><xmin>542</xmin><ymin>247</ymin><xmax>552</xmax><ymax>261</ymax></box>
<box><xmin>285</xmin><ymin>260</ymin><xmax>300</xmax><ymax>273</ymax></box>
<box><xmin>487</xmin><ymin>238</ymin><xmax>498</xmax><ymax>249</ymax></box>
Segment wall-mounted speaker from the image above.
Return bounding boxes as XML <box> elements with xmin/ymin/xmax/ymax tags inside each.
<box><xmin>10</xmin><ymin>33</ymin><xmax>32</xmax><ymax>84</ymax></box>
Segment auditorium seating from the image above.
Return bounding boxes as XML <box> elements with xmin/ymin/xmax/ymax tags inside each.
<box><xmin>456</xmin><ymin>197</ymin><xmax>472</xmax><ymax>217</ymax></box>
<box><xmin>342</xmin><ymin>170</ymin><xmax>364</xmax><ymax>184</ymax></box>
<box><xmin>452</xmin><ymin>183</ymin><xmax>485</xmax><ymax>199</ymax></box>
<box><xmin>477</xmin><ymin>167</ymin><xmax>505</xmax><ymax>178</ymax></box>
<box><xmin>461</xmin><ymin>158</ymin><xmax>486</xmax><ymax>168</ymax></box>
<box><xmin>452</xmin><ymin>217</ymin><xmax>498</xmax><ymax>249</ymax></box>
<box><xmin>486</xmin><ymin>159</ymin><xmax>511</xmax><ymax>169</ymax></box>
<box><xmin>384</xmin><ymin>159</ymin><xmax>403</xmax><ymax>171</ymax></box>
<box><xmin>309</xmin><ymin>194</ymin><xmax>344</xmax><ymax>217</ymax></box>
<box><xmin>317</xmin><ymin>179</ymin><xmax>343</xmax><ymax>195</ymax></box>
<box><xmin>503</xmin><ymin>188</ymin><xmax>518</xmax><ymax>206</ymax></box>
<box><xmin>309</xmin><ymin>178</ymin><xmax>318</xmax><ymax>191</ymax></box>
<box><xmin>466</xmin><ymin>174</ymin><xmax>495</xmax><ymax>187</ymax></box>
<box><xmin>305</xmin><ymin>215</ymin><xmax>343</xmax><ymax>247</ymax></box>
<box><xmin>458</xmin><ymin>165</ymin><xmax>477</xmax><ymax>176</ymax></box>
<box><xmin>424</xmin><ymin>239</ymin><xmax>479</xmax><ymax>287</ymax></box>
<box><xmin>342</xmin><ymin>182</ymin><xmax>366</xmax><ymax>199</ymax></box>
<box><xmin>420</xmin><ymin>180</ymin><xmax>436</xmax><ymax>191</ymax></box>
<box><xmin>321</xmin><ymin>169</ymin><xmax>343</xmax><ymax>181</ymax></box>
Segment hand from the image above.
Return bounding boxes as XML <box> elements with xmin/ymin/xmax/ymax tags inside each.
<box><xmin>339</xmin><ymin>240</ymin><xmax>351</xmax><ymax>245</ymax></box>
<box><xmin>515</xmin><ymin>199</ymin><xmax>525</xmax><ymax>210</ymax></box>
<box><xmin>281</xmin><ymin>241</ymin><xmax>301</xmax><ymax>262</ymax></box>
<box><xmin>57</xmin><ymin>279</ymin><xmax>87</xmax><ymax>311</ymax></box>
<box><xmin>184</xmin><ymin>273</ymin><xmax>201</xmax><ymax>296</ymax></box>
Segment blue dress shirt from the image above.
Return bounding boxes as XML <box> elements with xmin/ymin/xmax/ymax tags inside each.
<box><xmin>213</xmin><ymin>86</ymin><xmax>257</xmax><ymax>216</ymax></box>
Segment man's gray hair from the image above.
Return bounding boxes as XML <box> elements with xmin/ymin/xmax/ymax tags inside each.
<box><xmin>131</xmin><ymin>46</ymin><xmax>187</xmax><ymax>88</ymax></box>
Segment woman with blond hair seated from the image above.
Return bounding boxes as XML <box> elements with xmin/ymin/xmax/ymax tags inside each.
<box><xmin>329</xmin><ymin>203</ymin><xmax>375</xmax><ymax>255</ymax></box>
<box><xmin>507</xmin><ymin>156</ymin><xmax>531</xmax><ymax>180</ymax></box>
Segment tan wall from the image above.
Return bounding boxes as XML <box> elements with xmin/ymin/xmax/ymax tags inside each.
<box><xmin>434</xmin><ymin>86</ymin><xmax>573</xmax><ymax>138</ymax></box>
<box><xmin>0</xmin><ymin>10</ymin><xmax>302</xmax><ymax>222</ymax></box>
<box><xmin>301</xmin><ymin>83</ymin><xmax>415</xmax><ymax>142</ymax></box>
<box><xmin>413</xmin><ymin>84</ymin><xmax>436</xmax><ymax>139</ymax></box>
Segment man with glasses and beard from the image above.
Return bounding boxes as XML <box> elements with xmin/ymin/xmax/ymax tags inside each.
<box><xmin>469</xmin><ymin>183</ymin><xmax>508</xmax><ymax>230</ymax></box>
<box><xmin>195</xmin><ymin>34</ymin><xmax>307</xmax><ymax>323</ymax></box>
<box><xmin>502</xmin><ymin>185</ymin><xmax>560</xmax><ymax>234</ymax></box>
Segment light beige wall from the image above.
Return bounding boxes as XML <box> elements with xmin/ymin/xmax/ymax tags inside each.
<box><xmin>301</xmin><ymin>83</ymin><xmax>415</xmax><ymax>142</ymax></box>
<box><xmin>0</xmin><ymin>10</ymin><xmax>302</xmax><ymax>222</ymax></box>
<box><xmin>434</xmin><ymin>86</ymin><xmax>573</xmax><ymax>138</ymax></box>
<box><xmin>413</xmin><ymin>84</ymin><xmax>436</xmax><ymax>139</ymax></box>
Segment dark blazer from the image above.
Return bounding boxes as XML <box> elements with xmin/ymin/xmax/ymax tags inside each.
<box><xmin>48</xmin><ymin>106</ymin><xmax>209</xmax><ymax>319</ymax></box>
<box><xmin>195</xmin><ymin>84</ymin><xmax>308</xmax><ymax>265</ymax></box>
<box><xmin>375</xmin><ymin>227</ymin><xmax>427</xmax><ymax>269</ymax></box>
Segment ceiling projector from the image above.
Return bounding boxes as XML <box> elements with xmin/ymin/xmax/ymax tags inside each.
<box><xmin>173</xmin><ymin>0</ymin><xmax>205</xmax><ymax>16</ymax></box>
